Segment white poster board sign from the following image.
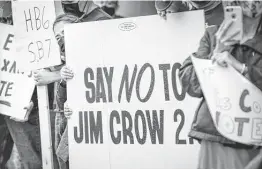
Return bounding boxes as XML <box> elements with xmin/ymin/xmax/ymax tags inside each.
<box><xmin>12</xmin><ymin>1</ymin><xmax>58</xmax><ymax>167</ymax></box>
<box><xmin>12</xmin><ymin>0</ymin><xmax>61</xmax><ymax>70</ymax></box>
<box><xmin>0</xmin><ymin>23</ymin><xmax>35</xmax><ymax>120</ymax></box>
<box><xmin>192</xmin><ymin>56</ymin><xmax>262</xmax><ymax>145</ymax></box>
<box><xmin>66</xmin><ymin>11</ymin><xmax>205</xmax><ymax>169</ymax></box>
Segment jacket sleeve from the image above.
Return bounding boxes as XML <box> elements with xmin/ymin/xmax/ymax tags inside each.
<box><xmin>31</xmin><ymin>87</ymin><xmax>38</xmax><ymax>108</ymax></box>
<box><xmin>248</xmin><ymin>54</ymin><xmax>262</xmax><ymax>91</ymax></box>
<box><xmin>56</xmin><ymin>83</ymin><xmax>67</xmax><ymax>110</ymax></box>
<box><xmin>56</xmin><ymin>125</ymin><xmax>69</xmax><ymax>162</ymax></box>
<box><xmin>179</xmin><ymin>29</ymin><xmax>213</xmax><ymax>98</ymax></box>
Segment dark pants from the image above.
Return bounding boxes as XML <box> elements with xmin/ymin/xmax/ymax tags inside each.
<box><xmin>5</xmin><ymin>111</ymin><xmax>59</xmax><ymax>169</ymax></box>
<box><xmin>5</xmin><ymin>111</ymin><xmax>42</xmax><ymax>169</ymax></box>
<box><xmin>0</xmin><ymin>115</ymin><xmax>13</xmax><ymax>169</ymax></box>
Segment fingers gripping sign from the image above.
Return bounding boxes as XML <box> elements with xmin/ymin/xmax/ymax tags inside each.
<box><xmin>64</xmin><ymin>102</ymin><xmax>73</xmax><ymax>119</ymax></box>
<box><xmin>212</xmin><ymin>52</ymin><xmax>232</xmax><ymax>67</ymax></box>
<box><xmin>33</xmin><ymin>69</ymin><xmax>51</xmax><ymax>85</ymax></box>
<box><xmin>10</xmin><ymin>101</ymin><xmax>34</xmax><ymax>122</ymax></box>
<box><xmin>157</xmin><ymin>10</ymin><xmax>167</xmax><ymax>20</ymax></box>
<box><xmin>60</xmin><ymin>65</ymin><xmax>74</xmax><ymax>81</ymax></box>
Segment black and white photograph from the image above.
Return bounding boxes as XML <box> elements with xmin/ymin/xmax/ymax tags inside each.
<box><xmin>0</xmin><ymin>0</ymin><xmax>262</xmax><ymax>169</ymax></box>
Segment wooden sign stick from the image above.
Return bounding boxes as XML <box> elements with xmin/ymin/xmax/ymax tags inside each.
<box><xmin>37</xmin><ymin>85</ymin><xmax>54</xmax><ymax>169</ymax></box>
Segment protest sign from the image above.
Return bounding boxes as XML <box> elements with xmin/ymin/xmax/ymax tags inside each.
<box><xmin>12</xmin><ymin>1</ymin><xmax>59</xmax><ymax>168</ymax></box>
<box><xmin>192</xmin><ymin>56</ymin><xmax>262</xmax><ymax>146</ymax></box>
<box><xmin>65</xmin><ymin>11</ymin><xmax>205</xmax><ymax>169</ymax></box>
<box><xmin>0</xmin><ymin>23</ymin><xmax>35</xmax><ymax>120</ymax></box>
<box><xmin>12</xmin><ymin>0</ymin><xmax>61</xmax><ymax>70</ymax></box>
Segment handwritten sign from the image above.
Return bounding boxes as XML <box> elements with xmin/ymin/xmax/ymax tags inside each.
<box><xmin>0</xmin><ymin>23</ymin><xmax>35</xmax><ymax>120</ymax></box>
<box><xmin>12</xmin><ymin>1</ymin><xmax>59</xmax><ymax>167</ymax></box>
<box><xmin>65</xmin><ymin>11</ymin><xmax>205</xmax><ymax>169</ymax></box>
<box><xmin>12</xmin><ymin>0</ymin><xmax>61</xmax><ymax>70</ymax></box>
<box><xmin>192</xmin><ymin>56</ymin><xmax>262</xmax><ymax>146</ymax></box>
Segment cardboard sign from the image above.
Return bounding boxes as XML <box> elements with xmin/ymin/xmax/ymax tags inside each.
<box><xmin>0</xmin><ymin>23</ymin><xmax>35</xmax><ymax>120</ymax></box>
<box><xmin>192</xmin><ymin>56</ymin><xmax>262</xmax><ymax>145</ymax></box>
<box><xmin>12</xmin><ymin>0</ymin><xmax>61</xmax><ymax>70</ymax></box>
<box><xmin>65</xmin><ymin>11</ymin><xmax>205</xmax><ymax>169</ymax></box>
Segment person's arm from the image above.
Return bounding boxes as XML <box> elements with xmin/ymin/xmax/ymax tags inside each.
<box><xmin>179</xmin><ymin>29</ymin><xmax>213</xmax><ymax>98</ymax></box>
<box><xmin>57</xmin><ymin>65</ymin><xmax>74</xmax><ymax>112</ymax></box>
<box><xmin>34</xmin><ymin>65</ymin><xmax>64</xmax><ymax>86</ymax></box>
<box><xmin>247</xmin><ymin>53</ymin><xmax>262</xmax><ymax>91</ymax></box>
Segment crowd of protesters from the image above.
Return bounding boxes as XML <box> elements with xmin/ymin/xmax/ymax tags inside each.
<box><xmin>0</xmin><ymin>1</ymin><xmax>262</xmax><ymax>169</ymax></box>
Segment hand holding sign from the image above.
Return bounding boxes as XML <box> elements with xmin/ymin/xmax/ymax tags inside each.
<box><xmin>192</xmin><ymin>56</ymin><xmax>262</xmax><ymax>146</ymax></box>
<box><xmin>60</xmin><ymin>66</ymin><xmax>74</xmax><ymax>81</ymax></box>
<box><xmin>33</xmin><ymin>69</ymin><xmax>60</xmax><ymax>86</ymax></box>
<box><xmin>212</xmin><ymin>51</ymin><xmax>233</xmax><ymax>67</ymax></box>
<box><xmin>212</xmin><ymin>51</ymin><xmax>245</xmax><ymax>74</ymax></box>
<box><xmin>64</xmin><ymin>102</ymin><xmax>73</xmax><ymax>119</ymax></box>
<box><xmin>10</xmin><ymin>101</ymin><xmax>34</xmax><ymax>122</ymax></box>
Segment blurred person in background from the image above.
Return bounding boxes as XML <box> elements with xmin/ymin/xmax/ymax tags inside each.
<box><xmin>95</xmin><ymin>0</ymin><xmax>123</xmax><ymax>18</ymax></box>
<box><xmin>155</xmin><ymin>0</ymin><xmax>224</xmax><ymax>26</ymax></box>
<box><xmin>51</xmin><ymin>13</ymin><xmax>80</xmax><ymax>169</ymax></box>
<box><xmin>61</xmin><ymin>0</ymin><xmax>111</xmax><ymax>21</ymax></box>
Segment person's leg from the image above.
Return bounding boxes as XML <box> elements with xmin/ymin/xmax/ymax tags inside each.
<box><xmin>6</xmin><ymin>110</ymin><xmax>60</xmax><ymax>169</ymax></box>
<box><xmin>53</xmin><ymin>111</ymin><xmax>68</xmax><ymax>169</ymax></box>
<box><xmin>5</xmin><ymin>112</ymin><xmax>42</xmax><ymax>169</ymax></box>
<box><xmin>6</xmin><ymin>145</ymin><xmax>24</xmax><ymax>169</ymax></box>
<box><xmin>50</xmin><ymin>110</ymin><xmax>62</xmax><ymax>169</ymax></box>
<box><xmin>0</xmin><ymin>116</ymin><xmax>13</xmax><ymax>169</ymax></box>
